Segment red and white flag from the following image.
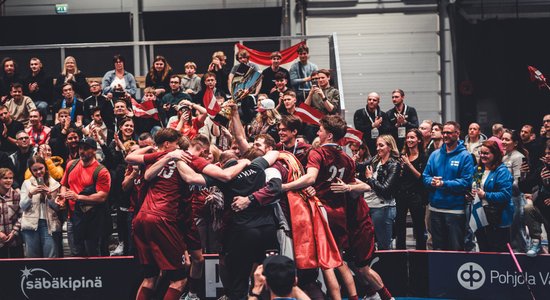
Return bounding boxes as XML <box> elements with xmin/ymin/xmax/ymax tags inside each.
<box><xmin>131</xmin><ymin>98</ymin><xmax>159</xmax><ymax>121</ymax></box>
<box><xmin>234</xmin><ymin>41</ymin><xmax>306</xmax><ymax>71</ymax></box>
<box><xmin>202</xmin><ymin>88</ymin><xmax>220</xmax><ymax>118</ymax></box>
<box><xmin>339</xmin><ymin>127</ymin><xmax>364</xmax><ymax>146</ymax></box>
<box><xmin>295</xmin><ymin>103</ymin><xmax>324</xmax><ymax>126</ymax></box>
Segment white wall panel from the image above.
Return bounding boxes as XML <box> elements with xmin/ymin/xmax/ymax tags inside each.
<box><xmin>307</xmin><ymin>12</ymin><xmax>441</xmax><ymax>125</ymax></box>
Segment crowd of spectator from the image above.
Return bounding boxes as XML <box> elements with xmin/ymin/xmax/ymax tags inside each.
<box><xmin>0</xmin><ymin>43</ymin><xmax>549</xmax><ymax>300</ymax></box>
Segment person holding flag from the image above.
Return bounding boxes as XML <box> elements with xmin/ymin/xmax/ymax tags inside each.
<box><xmin>132</xmin><ymin>87</ymin><xmax>162</xmax><ymax>136</ymax></box>
<box><xmin>471</xmin><ymin>140</ymin><xmax>514</xmax><ymax>252</ymax></box>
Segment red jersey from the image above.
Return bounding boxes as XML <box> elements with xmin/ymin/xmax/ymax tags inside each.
<box><xmin>276</xmin><ymin>141</ymin><xmax>311</xmax><ymax>168</ymax></box>
<box><xmin>307</xmin><ymin>144</ymin><xmax>355</xmax><ymax>204</ymax></box>
<box><xmin>60</xmin><ymin>159</ymin><xmax>111</xmax><ymax>213</ymax></box>
<box><xmin>140</xmin><ymin>151</ymin><xmax>187</xmax><ymax>220</ymax></box>
<box><xmin>307</xmin><ymin>144</ymin><xmax>356</xmax><ymax>249</ymax></box>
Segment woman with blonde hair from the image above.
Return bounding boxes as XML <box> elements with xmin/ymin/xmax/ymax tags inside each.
<box><xmin>19</xmin><ymin>156</ymin><xmax>62</xmax><ymax>257</ymax></box>
<box><xmin>362</xmin><ymin>134</ymin><xmax>401</xmax><ymax>250</ymax></box>
<box><xmin>53</xmin><ymin>56</ymin><xmax>90</xmax><ymax>100</ymax></box>
<box><xmin>0</xmin><ymin>168</ymin><xmax>23</xmax><ymax>258</ymax></box>
<box><xmin>248</xmin><ymin>97</ymin><xmax>281</xmax><ymax>143</ymax></box>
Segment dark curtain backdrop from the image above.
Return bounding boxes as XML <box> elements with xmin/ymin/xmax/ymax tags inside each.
<box><xmin>0</xmin><ymin>8</ymin><xmax>282</xmax><ymax>79</ymax></box>
<box><xmin>454</xmin><ymin>14</ymin><xmax>550</xmax><ymax>134</ymax></box>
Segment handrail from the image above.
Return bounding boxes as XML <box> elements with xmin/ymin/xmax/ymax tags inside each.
<box><xmin>0</xmin><ymin>35</ymin><xmax>332</xmax><ymax>51</ymax></box>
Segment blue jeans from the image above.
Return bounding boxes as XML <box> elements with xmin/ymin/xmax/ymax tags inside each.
<box><xmin>510</xmin><ymin>194</ymin><xmax>530</xmax><ymax>252</ymax></box>
<box><xmin>430</xmin><ymin>210</ymin><xmax>466</xmax><ymax>251</ymax></box>
<box><xmin>369</xmin><ymin>206</ymin><xmax>396</xmax><ymax>250</ymax></box>
<box><xmin>21</xmin><ymin>219</ymin><xmax>58</xmax><ymax>258</ymax></box>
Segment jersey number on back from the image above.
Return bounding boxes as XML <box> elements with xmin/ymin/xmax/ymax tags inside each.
<box><xmin>327</xmin><ymin>165</ymin><xmax>345</xmax><ymax>182</ymax></box>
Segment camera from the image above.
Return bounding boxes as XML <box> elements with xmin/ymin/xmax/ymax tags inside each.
<box><xmin>311</xmin><ymin>79</ymin><xmax>318</xmax><ymax>87</ymax></box>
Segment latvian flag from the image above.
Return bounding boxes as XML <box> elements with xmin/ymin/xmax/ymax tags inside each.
<box><xmin>339</xmin><ymin>127</ymin><xmax>364</xmax><ymax>146</ymax></box>
<box><xmin>131</xmin><ymin>98</ymin><xmax>159</xmax><ymax>121</ymax></box>
<box><xmin>295</xmin><ymin>103</ymin><xmax>323</xmax><ymax>126</ymax></box>
<box><xmin>234</xmin><ymin>41</ymin><xmax>306</xmax><ymax>71</ymax></box>
<box><xmin>202</xmin><ymin>88</ymin><xmax>220</xmax><ymax>118</ymax></box>
<box><xmin>469</xmin><ymin>194</ymin><xmax>488</xmax><ymax>232</ymax></box>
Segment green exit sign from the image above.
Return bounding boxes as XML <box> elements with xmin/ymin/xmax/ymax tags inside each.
<box><xmin>55</xmin><ymin>4</ymin><xmax>68</xmax><ymax>14</ymax></box>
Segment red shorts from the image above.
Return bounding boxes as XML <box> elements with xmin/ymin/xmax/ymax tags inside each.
<box><xmin>178</xmin><ymin>201</ymin><xmax>202</xmax><ymax>251</ymax></box>
<box><xmin>133</xmin><ymin>212</ymin><xmax>187</xmax><ymax>270</ymax></box>
<box><xmin>346</xmin><ymin>195</ymin><xmax>375</xmax><ymax>266</ymax></box>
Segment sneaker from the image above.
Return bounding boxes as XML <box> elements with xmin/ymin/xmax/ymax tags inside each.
<box><xmin>180</xmin><ymin>292</ymin><xmax>200</xmax><ymax>300</ymax></box>
<box><xmin>110</xmin><ymin>242</ymin><xmax>124</xmax><ymax>256</ymax></box>
<box><xmin>362</xmin><ymin>294</ymin><xmax>381</xmax><ymax>300</ymax></box>
<box><xmin>526</xmin><ymin>239</ymin><xmax>541</xmax><ymax>257</ymax></box>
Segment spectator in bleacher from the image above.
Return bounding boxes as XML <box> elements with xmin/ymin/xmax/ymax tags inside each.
<box><xmin>304</xmin><ymin>69</ymin><xmax>340</xmax><ymax>115</ymax></box>
<box><xmin>228</xmin><ymin>49</ymin><xmax>261</xmax><ymax>98</ymax></box>
<box><xmin>49</xmin><ymin>108</ymin><xmax>78</xmax><ymax>159</ymax></box>
<box><xmin>19</xmin><ymin>155</ymin><xmax>62</xmax><ymax>258</ymax></box>
<box><xmin>145</xmin><ymin>55</ymin><xmax>173</xmax><ymax>98</ymax></box>
<box><xmin>113</xmin><ymin>99</ymin><xmax>134</xmax><ymax>129</ymax></box>
<box><xmin>111</xmin><ymin>117</ymin><xmax>136</xmax><ymax>157</ymax></box>
<box><xmin>520</xmin><ymin>140</ymin><xmax>550</xmax><ymax>257</ymax></box>
<box><xmin>5</xmin><ymin>82</ymin><xmax>36</xmax><ymax>127</ymax></box>
<box><xmin>25</xmin><ymin>109</ymin><xmax>51</xmax><ymax>149</ymax></box>
<box><xmin>422</xmin><ymin>121</ymin><xmax>474</xmax><ymax>251</ymax></box>
<box><xmin>160</xmin><ymin>74</ymin><xmax>192</xmax><ymax>125</ymax></box>
<box><xmin>53</xmin><ymin>128</ymin><xmax>81</xmax><ymax>167</ymax></box>
<box><xmin>395</xmin><ymin>128</ymin><xmax>427</xmax><ymax>250</ymax></box>
<box><xmin>464</xmin><ymin>122</ymin><xmax>486</xmax><ymax>164</ymax></box>
<box><xmin>0</xmin><ymin>104</ymin><xmax>25</xmax><ymax>154</ymax></box>
<box><xmin>58</xmin><ymin>136</ymin><xmax>111</xmax><ymax>257</ymax></box>
<box><xmin>426</xmin><ymin>122</ymin><xmax>443</xmax><ymax>157</ymax></box>
<box><xmin>269</xmin><ymin>71</ymin><xmax>290</xmax><ymax>108</ymax></box>
<box><xmin>521</xmin><ymin>124</ymin><xmax>542</xmax><ymax>170</ymax></box>
<box><xmin>83</xmin><ymin>79</ymin><xmax>115</xmax><ymax>128</ymax></box>
<box><xmin>23</xmin><ymin>57</ymin><xmax>52</xmax><ymax>121</ymax></box>
<box><xmin>362</xmin><ymin>134</ymin><xmax>401</xmax><ymax>250</ymax></box>
<box><xmin>277</xmin><ymin>90</ymin><xmax>297</xmax><ymax>116</ymax></box>
<box><xmin>492</xmin><ymin>123</ymin><xmax>504</xmax><ymax>140</ymax></box>
<box><xmin>102</xmin><ymin>54</ymin><xmax>137</xmax><ymax>100</ymax></box>
<box><xmin>24</xmin><ymin>144</ymin><xmax>64</xmax><ymax>182</ymax></box>
<box><xmin>0</xmin><ymin>167</ymin><xmax>23</xmax><ymax>258</ymax></box>
<box><xmin>248</xmin><ymin>98</ymin><xmax>281</xmax><ymax>143</ymax></box>
<box><xmin>386</xmin><ymin>89</ymin><xmax>419</xmax><ymax>150</ymax></box>
<box><xmin>182</xmin><ymin>61</ymin><xmax>202</xmax><ymax>96</ymax></box>
<box><xmin>53</xmin><ymin>83</ymin><xmax>84</xmax><ymax>129</ymax></box>
<box><xmin>353</xmin><ymin>92</ymin><xmax>391</xmax><ymax>156</ymax></box>
<box><xmin>207</xmin><ymin>51</ymin><xmax>230</xmax><ymax>96</ymax></box>
<box><xmin>82</xmin><ymin>107</ymin><xmax>113</xmax><ymax>164</ymax></box>
<box><xmin>419</xmin><ymin>120</ymin><xmax>433</xmax><ymax>151</ymax></box>
<box><xmin>9</xmin><ymin>130</ymin><xmax>34</xmax><ymax>188</ymax></box>
<box><xmin>53</xmin><ymin>56</ymin><xmax>90</xmax><ymax>101</ymax></box>
<box><xmin>0</xmin><ymin>57</ymin><xmax>22</xmax><ymax>103</ymax></box>
<box><xmin>501</xmin><ymin>129</ymin><xmax>530</xmax><ymax>252</ymax></box>
<box><xmin>260</xmin><ymin>51</ymin><xmax>290</xmax><ymax>95</ymax></box>
<box><xmin>168</xmin><ymin>99</ymin><xmax>207</xmax><ymax>140</ymax></box>
<box><xmin>472</xmin><ymin>140</ymin><xmax>513</xmax><ymax>252</ymax></box>
<box><xmin>289</xmin><ymin>44</ymin><xmax>318</xmax><ymax>103</ymax></box>
<box><xmin>134</xmin><ymin>87</ymin><xmax>162</xmax><ymax>136</ymax></box>
<box><xmin>350</xmin><ymin>141</ymin><xmax>371</xmax><ymax>164</ymax></box>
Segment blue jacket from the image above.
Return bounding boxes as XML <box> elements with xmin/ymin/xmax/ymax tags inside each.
<box><xmin>423</xmin><ymin>141</ymin><xmax>475</xmax><ymax>211</ymax></box>
<box><xmin>482</xmin><ymin>163</ymin><xmax>514</xmax><ymax>227</ymax></box>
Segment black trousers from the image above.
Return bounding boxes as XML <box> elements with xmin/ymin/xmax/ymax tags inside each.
<box><xmin>395</xmin><ymin>191</ymin><xmax>426</xmax><ymax>250</ymax></box>
<box><xmin>223</xmin><ymin>224</ymin><xmax>278</xmax><ymax>300</ymax></box>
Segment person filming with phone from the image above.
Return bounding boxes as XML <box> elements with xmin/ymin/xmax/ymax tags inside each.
<box><xmin>304</xmin><ymin>69</ymin><xmax>340</xmax><ymax>115</ymax></box>
<box><xmin>19</xmin><ymin>156</ymin><xmax>62</xmax><ymax>257</ymax></box>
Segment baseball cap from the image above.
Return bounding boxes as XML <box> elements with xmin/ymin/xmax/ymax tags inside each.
<box><xmin>256</xmin><ymin>99</ymin><xmax>275</xmax><ymax>112</ymax></box>
<box><xmin>262</xmin><ymin>255</ymin><xmax>296</xmax><ymax>283</ymax></box>
<box><xmin>78</xmin><ymin>137</ymin><xmax>98</xmax><ymax>149</ymax></box>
